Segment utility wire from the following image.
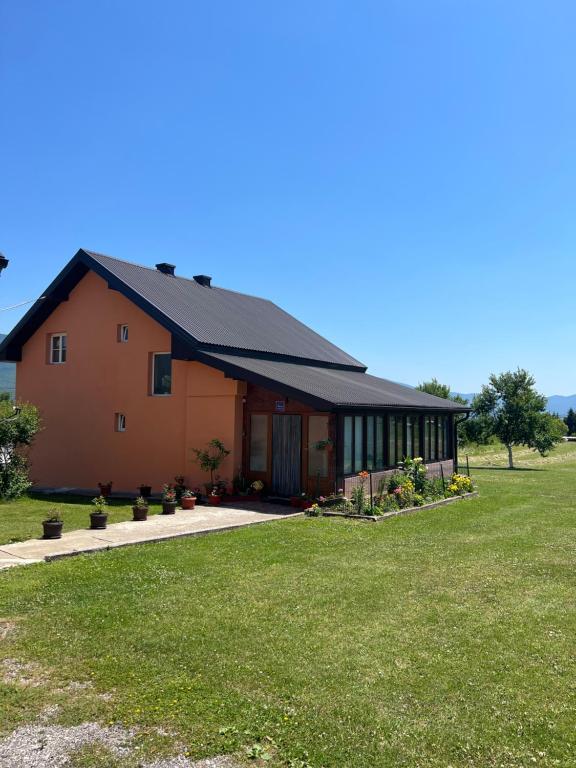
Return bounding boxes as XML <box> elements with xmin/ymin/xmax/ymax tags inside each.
<box><xmin>0</xmin><ymin>296</ymin><xmax>46</xmax><ymax>312</ymax></box>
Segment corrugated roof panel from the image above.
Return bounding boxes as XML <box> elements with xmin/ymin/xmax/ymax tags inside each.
<box><xmin>86</xmin><ymin>251</ymin><xmax>365</xmax><ymax>368</ymax></box>
<box><xmin>202</xmin><ymin>353</ymin><xmax>469</xmax><ymax>410</ymax></box>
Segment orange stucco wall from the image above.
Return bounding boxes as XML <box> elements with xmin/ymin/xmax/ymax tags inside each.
<box><xmin>17</xmin><ymin>270</ymin><xmax>245</xmax><ymax>493</ymax></box>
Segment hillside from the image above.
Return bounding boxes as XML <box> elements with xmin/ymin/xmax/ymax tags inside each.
<box><xmin>0</xmin><ymin>334</ymin><xmax>16</xmax><ymax>399</ymax></box>
<box><xmin>453</xmin><ymin>392</ymin><xmax>576</xmax><ymax>416</ymax></box>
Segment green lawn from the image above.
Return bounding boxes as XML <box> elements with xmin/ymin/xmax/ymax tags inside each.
<box><xmin>0</xmin><ymin>494</ymin><xmax>161</xmax><ymax>545</ymax></box>
<box><xmin>1</xmin><ymin>443</ymin><xmax>575</xmax><ymax>767</ymax></box>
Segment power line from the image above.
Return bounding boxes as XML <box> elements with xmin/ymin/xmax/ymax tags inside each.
<box><xmin>0</xmin><ymin>296</ymin><xmax>46</xmax><ymax>313</ymax></box>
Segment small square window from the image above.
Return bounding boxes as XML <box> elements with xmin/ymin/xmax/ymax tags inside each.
<box><xmin>118</xmin><ymin>324</ymin><xmax>129</xmax><ymax>342</ymax></box>
<box><xmin>116</xmin><ymin>413</ymin><xmax>126</xmax><ymax>432</ymax></box>
<box><xmin>50</xmin><ymin>334</ymin><xmax>67</xmax><ymax>364</ymax></box>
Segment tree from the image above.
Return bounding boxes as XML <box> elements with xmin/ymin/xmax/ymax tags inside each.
<box><xmin>192</xmin><ymin>438</ymin><xmax>230</xmax><ymax>490</ymax></box>
<box><xmin>472</xmin><ymin>369</ymin><xmax>565</xmax><ymax>469</ymax></box>
<box><xmin>416</xmin><ymin>378</ymin><xmax>468</xmax><ymax>405</ymax></box>
<box><xmin>0</xmin><ymin>400</ymin><xmax>41</xmax><ymax>499</ymax></box>
<box><xmin>564</xmin><ymin>408</ymin><xmax>576</xmax><ymax>436</ymax></box>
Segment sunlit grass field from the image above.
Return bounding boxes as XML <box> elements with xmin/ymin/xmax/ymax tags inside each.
<box><xmin>1</xmin><ymin>443</ymin><xmax>575</xmax><ymax>767</ymax></box>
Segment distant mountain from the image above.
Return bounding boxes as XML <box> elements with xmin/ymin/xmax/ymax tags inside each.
<box><xmin>546</xmin><ymin>395</ymin><xmax>576</xmax><ymax>417</ymax></box>
<box><xmin>452</xmin><ymin>392</ymin><xmax>576</xmax><ymax>417</ymax></box>
<box><xmin>0</xmin><ymin>335</ymin><xmax>15</xmax><ymax>399</ymax></box>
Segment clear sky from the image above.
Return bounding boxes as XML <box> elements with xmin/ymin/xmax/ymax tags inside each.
<box><xmin>1</xmin><ymin>1</ymin><xmax>575</xmax><ymax>395</ymax></box>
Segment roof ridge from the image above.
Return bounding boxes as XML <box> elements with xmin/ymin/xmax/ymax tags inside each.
<box><xmin>83</xmin><ymin>249</ymin><xmax>273</xmax><ymax>304</ymax></box>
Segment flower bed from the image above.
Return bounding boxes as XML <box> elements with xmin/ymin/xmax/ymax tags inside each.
<box><xmin>315</xmin><ymin>491</ymin><xmax>478</xmax><ymax>522</ymax></box>
<box><xmin>305</xmin><ymin>459</ymin><xmax>477</xmax><ymax>520</ymax></box>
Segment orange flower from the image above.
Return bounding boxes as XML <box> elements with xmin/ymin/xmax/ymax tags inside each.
<box><xmin>358</xmin><ymin>470</ymin><xmax>369</xmax><ymax>479</ymax></box>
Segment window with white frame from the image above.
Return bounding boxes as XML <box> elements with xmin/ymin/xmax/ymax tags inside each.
<box><xmin>152</xmin><ymin>353</ymin><xmax>172</xmax><ymax>395</ymax></box>
<box><xmin>50</xmin><ymin>334</ymin><xmax>67</xmax><ymax>364</ymax></box>
<box><xmin>118</xmin><ymin>324</ymin><xmax>129</xmax><ymax>342</ymax></box>
<box><xmin>116</xmin><ymin>413</ymin><xmax>126</xmax><ymax>432</ymax></box>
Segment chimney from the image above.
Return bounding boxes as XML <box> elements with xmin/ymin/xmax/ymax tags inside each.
<box><xmin>193</xmin><ymin>274</ymin><xmax>212</xmax><ymax>288</ymax></box>
<box><xmin>155</xmin><ymin>263</ymin><xmax>175</xmax><ymax>276</ymax></box>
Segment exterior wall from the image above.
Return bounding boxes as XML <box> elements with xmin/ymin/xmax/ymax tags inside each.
<box><xmin>342</xmin><ymin>459</ymin><xmax>455</xmax><ymax>498</ymax></box>
<box><xmin>16</xmin><ymin>270</ymin><xmax>244</xmax><ymax>493</ymax></box>
<box><xmin>243</xmin><ymin>383</ymin><xmax>336</xmax><ymax>496</ymax></box>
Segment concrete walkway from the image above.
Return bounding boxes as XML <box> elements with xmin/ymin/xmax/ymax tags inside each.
<box><xmin>0</xmin><ymin>503</ymin><xmax>300</xmax><ymax>570</ymax></box>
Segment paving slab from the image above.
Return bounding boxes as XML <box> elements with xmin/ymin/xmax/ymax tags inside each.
<box><xmin>0</xmin><ymin>503</ymin><xmax>300</xmax><ymax>570</ymax></box>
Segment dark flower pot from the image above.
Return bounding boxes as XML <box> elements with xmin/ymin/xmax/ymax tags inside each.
<box><xmin>138</xmin><ymin>485</ymin><xmax>152</xmax><ymax>498</ymax></box>
<box><xmin>42</xmin><ymin>520</ymin><xmax>63</xmax><ymax>539</ymax></box>
<box><xmin>181</xmin><ymin>497</ymin><xmax>196</xmax><ymax>510</ymax></box>
<box><xmin>90</xmin><ymin>512</ymin><xmax>108</xmax><ymax>530</ymax></box>
<box><xmin>162</xmin><ymin>501</ymin><xmax>177</xmax><ymax>515</ymax></box>
<box><xmin>208</xmin><ymin>495</ymin><xmax>222</xmax><ymax>506</ymax></box>
<box><xmin>132</xmin><ymin>506</ymin><xmax>148</xmax><ymax>521</ymax></box>
<box><xmin>98</xmin><ymin>484</ymin><xmax>112</xmax><ymax>498</ymax></box>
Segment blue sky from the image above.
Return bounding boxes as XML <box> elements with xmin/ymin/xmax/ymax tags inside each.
<box><xmin>1</xmin><ymin>1</ymin><xmax>575</xmax><ymax>394</ymax></box>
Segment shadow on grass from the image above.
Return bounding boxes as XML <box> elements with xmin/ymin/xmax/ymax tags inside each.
<box><xmin>468</xmin><ymin>466</ymin><xmax>544</xmax><ymax>472</ymax></box>
<box><xmin>28</xmin><ymin>493</ymin><xmax>134</xmax><ymax>507</ymax></box>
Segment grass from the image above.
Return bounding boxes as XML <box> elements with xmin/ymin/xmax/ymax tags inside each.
<box><xmin>1</xmin><ymin>443</ymin><xmax>575</xmax><ymax>767</ymax></box>
<box><xmin>0</xmin><ymin>494</ymin><xmax>160</xmax><ymax>545</ymax></box>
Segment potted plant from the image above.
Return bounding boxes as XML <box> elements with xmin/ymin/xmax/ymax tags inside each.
<box><xmin>161</xmin><ymin>484</ymin><xmax>177</xmax><ymax>514</ymax></box>
<box><xmin>138</xmin><ymin>484</ymin><xmax>152</xmax><ymax>498</ymax></box>
<box><xmin>90</xmin><ymin>496</ymin><xmax>108</xmax><ymax>529</ymax></box>
<box><xmin>42</xmin><ymin>511</ymin><xmax>63</xmax><ymax>539</ymax></box>
<box><xmin>132</xmin><ymin>496</ymin><xmax>149</xmax><ymax>521</ymax></box>
<box><xmin>208</xmin><ymin>486</ymin><xmax>222</xmax><ymax>506</ymax></box>
<box><xmin>174</xmin><ymin>475</ymin><xmax>187</xmax><ymax>502</ymax></box>
<box><xmin>251</xmin><ymin>479</ymin><xmax>264</xmax><ymax>496</ymax></box>
<box><xmin>193</xmin><ymin>439</ymin><xmax>230</xmax><ymax>499</ymax></box>
<box><xmin>181</xmin><ymin>489</ymin><xmax>197</xmax><ymax>510</ymax></box>
<box><xmin>97</xmin><ymin>481</ymin><xmax>113</xmax><ymax>497</ymax></box>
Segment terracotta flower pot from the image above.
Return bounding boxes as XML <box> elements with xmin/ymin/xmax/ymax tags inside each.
<box><xmin>181</xmin><ymin>496</ymin><xmax>196</xmax><ymax>510</ymax></box>
<box><xmin>208</xmin><ymin>495</ymin><xmax>222</xmax><ymax>506</ymax></box>
<box><xmin>90</xmin><ymin>512</ymin><xmax>108</xmax><ymax>530</ymax></box>
<box><xmin>132</xmin><ymin>506</ymin><xmax>148</xmax><ymax>521</ymax></box>
<box><xmin>162</xmin><ymin>501</ymin><xmax>177</xmax><ymax>515</ymax></box>
<box><xmin>42</xmin><ymin>520</ymin><xmax>63</xmax><ymax>539</ymax></box>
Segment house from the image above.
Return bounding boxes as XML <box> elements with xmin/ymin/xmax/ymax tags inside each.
<box><xmin>0</xmin><ymin>250</ymin><xmax>469</xmax><ymax>497</ymax></box>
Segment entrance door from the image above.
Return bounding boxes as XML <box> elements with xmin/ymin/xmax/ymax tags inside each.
<box><xmin>272</xmin><ymin>415</ymin><xmax>302</xmax><ymax>496</ymax></box>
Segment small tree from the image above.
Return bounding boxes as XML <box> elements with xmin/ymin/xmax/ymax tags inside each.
<box><xmin>564</xmin><ymin>408</ymin><xmax>576</xmax><ymax>436</ymax></box>
<box><xmin>417</xmin><ymin>379</ymin><xmax>469</xmax><ymax>444</ymax></box>
<box><xmin>192</xmin><ymin>439</ymin><xmax>230</xmax><ymax>489</ymax></box>
<box><xmin>472</xmin><ymin>369</ymin><xmax>565</xmax><ymax>469</ymax></box>
<box><xmin>0</xmin><ymin>401</ymin><xmax>41</xmax><ymax>499</ymax></box>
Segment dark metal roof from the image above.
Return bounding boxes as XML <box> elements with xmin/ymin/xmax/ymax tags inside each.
<box><xmin>85</xmin><ymin>251</ymin><xmax>365</xmax><ymax>368</ymax></box>
<box><xmin>198</xmin><ymin>352</ymin><xmax>469</xmax><ymax>411</ymax></box>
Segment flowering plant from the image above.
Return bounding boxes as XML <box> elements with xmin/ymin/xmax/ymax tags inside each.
<box><xmin>446</xmin><ymin>473</ymin><xmax>474</xmax><ymax>496</ymax></box>
<box><xmin>91</xmin><ymin>495</ymin><xmax>108</xmax><ymax>511</ymax></box>
<box><xmin>251</xmin><ymin>480</ymin><xmax>264</xmax><ymax>492</ymax></box>
<box><xmin>162</xmin><ymin>485</ymin><xmax>176</xmax><ymax>503</ymax></box>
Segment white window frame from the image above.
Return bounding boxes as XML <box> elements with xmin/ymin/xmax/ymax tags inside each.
<box><xmin>119</xmin><ymin>324</ymin><xmax>129</xmax><ymax>343</ymax></box>
<box><xmin>116</xmin><ymin>413</ymin><xmax>126</xmax><ymax>432</ymax></box>
<box><xmin>151</xmin><ymin>352</ymin><xmax>172</xmax><ymax>396</ymax></box>
<box><xmin>50</xmin><ymin>333</ymin><xmax>67</xmax><ymax>364</ymax></box>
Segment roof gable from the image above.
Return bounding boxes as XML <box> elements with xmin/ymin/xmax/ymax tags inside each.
<box><xmin>0</xmin><ymin>249</ymin><xmax>365</xmax><ymax>369</ymax></box>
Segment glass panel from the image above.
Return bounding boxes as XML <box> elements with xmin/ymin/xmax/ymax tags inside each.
<box><xmin>406</xmin><ymin>416</ymin><xmax>413</xmax><ymax>459</ymax></box>
<box><xmin>249</xmin><ymin>414</ymin><xmax>268</xmax><ymax>472</ymax></box>
<box><xmin>61</xmin><ymin>335</ymin><xmax>67</xmax><ymax>362</ymax></box>
<box><xmin>354</xmin><ymin>415</ymin><xmax>363</xmax><ymax>472</ymax></box>
<box><xmin>396</xmin><ymin>416</ymin><xmax>404</xmax><ymax>463</ymax></box>
<box><xmin>51</xmin><ymin>336</ymin><xmax>60</xmax><ymax>363</ymax></box>
<box><xmin>424</xmin><ymin>417</ymin><xmax>430</xmax><ymax>461</ymax></box>
<box><xmin>413</xmin><ymin>418</ymin><xmax>420</xmax><ymax>459</ymax></box>
<box><xmin>376</xmin><ymin>416</ymin><xmax>384</xmax><ymax>469</ymax></box>
<box><xmin>343</xmin><ymin>416</ymin><xmax>353</xmax><ymax>474</ymax></box>
<box><xmin>388</xmin><ymin>415</ymin><xmax>396</xmax><ymax>466</ymax></box>
<box><xmin>308</xmin><ymin>415</ymin><xmax>329</xmax><ymax>478</ymax></box>
<box><xmin>153</xmin><ymin>353</ymin><xmax>172</xmax><ymax>395</ymax></box>
<box><xmin>366</xmin><ymin>416</ymin><xmax>375</xmax><ymax>470</ymax></box>
<box><xmin>443</xmin><ymin>416</ymin><xmax>449</xmax><ymax>458</ymax></box>
<box><xmin>430</xmin><ymin>416</ymin><xmax>437</xmax><ymax>460</ymax></box>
